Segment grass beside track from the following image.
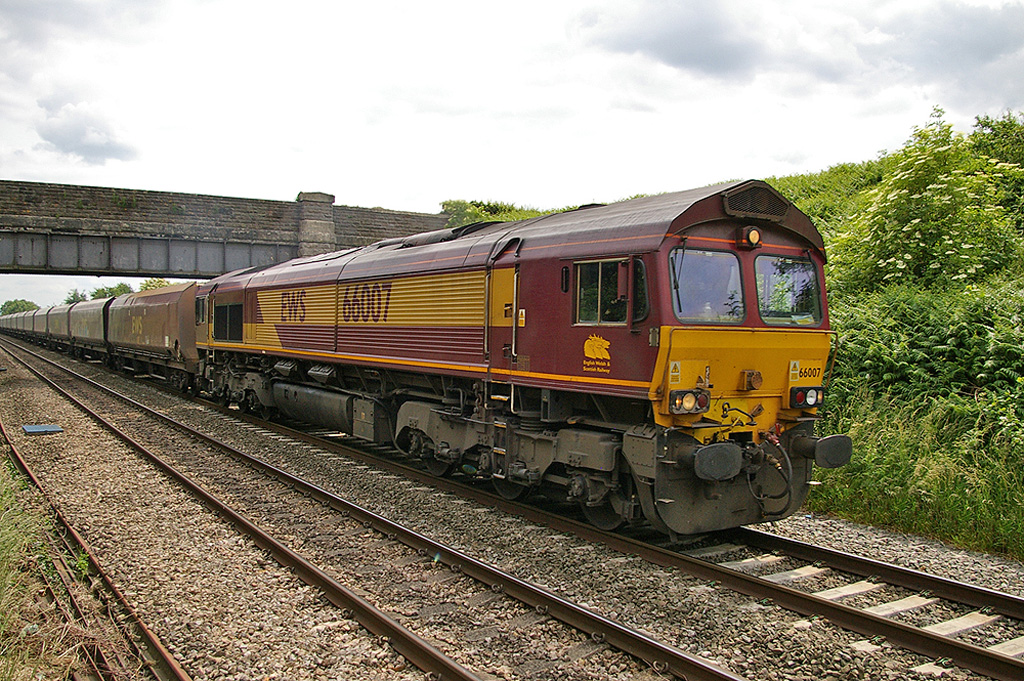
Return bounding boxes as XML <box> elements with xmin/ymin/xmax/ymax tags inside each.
<box><xmin>0</xmin><ymin>458</ymin><xmax>74</xmax><ymax>681</ymax></box>
<box><xmin>810</xmin><ymin>389</ymin><xmax>1024</xmax><ymax>561</ymax></box>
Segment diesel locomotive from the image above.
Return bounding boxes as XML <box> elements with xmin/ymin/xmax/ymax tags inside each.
<box><xmin>1</xmin><ymin>180</ymin><xmax>851</xmax><ymax>537</ymax></box>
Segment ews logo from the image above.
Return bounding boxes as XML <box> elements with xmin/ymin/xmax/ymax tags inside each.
<box><xmin>281</xmin><ymin>290</ymin><xmax>307</xmax><ymax>322</ymax></box>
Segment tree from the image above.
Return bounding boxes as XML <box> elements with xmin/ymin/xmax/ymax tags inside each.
<box><xmin>972</xmin><ymin>110</ymin><xmax>1024</xmax><ymax>163</ymax></box>
<box><xmin>139</xmin><ymin>278</ymin><xmax>171</xmax><ymax>291</ymax></box>
<box><xmin>64</xmin><ymin>289</ymin><xmax>88</xmax><ymax>304</ymax></box>
<box><xmin>441</xmin><ymin>199</ymin><xmax>550</xmax><ymax>228</ymax></box>
<box><xmin>830</xmin><ymin>109</ymin><xmax>1024</xmax><ymax>294</ymax></box>
<box><xmin>0</xmin><ymin>299</ymin><xmax>39</xmax><ymax>315</ymax></box>
<box><xmin>971</xmin><ymin>110</ymin><xmax>1024</xmax><ymax>232</ymax></box>
<box><xmin>91</xmin><ymin>283</ymin><xmax>133</xmax><ymax>299</ymax></box>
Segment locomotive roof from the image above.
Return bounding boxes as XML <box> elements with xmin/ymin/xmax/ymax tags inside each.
<box><xmin>202</xmin><ymin>179</ymin><xmax>823</xmax><ymax>290</ymax></box>
<box><xmin>468</xmin><ymin>178</ymin><xmax>822</xmax><ymax>251</ymax></box>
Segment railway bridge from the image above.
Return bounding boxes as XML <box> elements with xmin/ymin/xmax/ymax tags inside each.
<box><xmin>0</xmin><ymin>180</ymin><xmax>447</xmax><ymax>278</ymax></box>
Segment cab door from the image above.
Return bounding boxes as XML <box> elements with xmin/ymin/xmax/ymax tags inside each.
<box><xmin>486</xmin><ymin>238</ymin><xmax>522</xmax><ymax>399</ymax></box>
<box><xmin>487</xmin><ymin>261</ymin><xmax>519</xmax><ymax>383</ymax></box>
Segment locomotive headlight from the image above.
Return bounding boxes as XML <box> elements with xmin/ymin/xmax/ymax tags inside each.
<box><xmin>805</xmin><ymin>389</ymin><xmax>818</xmax><ymax>406</ymax></box>
<box><xmin>669</xmin><ymin>389</ymin><xmax>711</xmax><ymax>415</ymax></box>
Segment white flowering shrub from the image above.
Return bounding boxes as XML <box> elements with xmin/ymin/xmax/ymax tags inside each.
<box><xmin>830</xmin><ymin>111</ymin><xmax>1023</xmax><ymax>294</ymax></box>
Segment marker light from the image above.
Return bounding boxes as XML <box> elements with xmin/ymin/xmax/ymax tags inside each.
<box><xmin>740</xmin><ymin>226</ymin><xmax>763</xmax><ymax>249</ymax></box>
<box><xmin>790</xmin><ymin>386</ymin><xmax>824</xmax><ymax>409</ymax></box>
<box><xmin>670</xmin><ymin>389</ymin><xmax>711</xmax><ymax>415</ymax></box>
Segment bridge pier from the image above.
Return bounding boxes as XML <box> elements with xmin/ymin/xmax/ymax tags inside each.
<box><xmin>297</xmin><ymin>192</ymin><xmax>337</xmax><ymax>257</ymax></box>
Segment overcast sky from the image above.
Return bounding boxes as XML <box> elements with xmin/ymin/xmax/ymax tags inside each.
<box><xmin>3</xmin><ymin>0</ymin><xmax>1024</xmax><ymax>306</ymax></box>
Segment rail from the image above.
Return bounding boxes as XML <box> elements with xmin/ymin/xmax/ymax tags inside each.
<box><xmin>2</xmin><ymin>337</ymin><xmax>744</xmax><ymax>681</ymax></box>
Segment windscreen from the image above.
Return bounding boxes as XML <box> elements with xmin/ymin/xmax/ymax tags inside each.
<box><xmin>755</xmin><ymin>255</ymin><xmax>822</xmax><ymax>326</ymax></box>
<box><xmin>670</xmin><ymin>249</ymin><xmax>744</xmax><ymax>324</ymax></box>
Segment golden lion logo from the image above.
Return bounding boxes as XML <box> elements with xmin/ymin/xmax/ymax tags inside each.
<box><xmin>584</xmin><ymin>334</ymin><xmax>611</xmax><ymax>360</ymax></box>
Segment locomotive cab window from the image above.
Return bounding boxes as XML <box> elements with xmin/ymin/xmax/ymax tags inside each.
<box><xmin>195</xmin><ymin>297</ymin><xmax>207</xmax><ymax>325</ymax></box>
<box><xmin>213</xmin><ymin>302</ymin><xmax>243</xmax><ymax>341</ymax></box>
<box><xmin>575</xmin><ymin>259</ymin><xmax>647</xmax><ymax>325</ymax></box>
<box><xmin>755</xmin><ymin>255</ymin><xmax>823</xmax><ymax>326</ymax></box>
<box><xmin>670</xmin><ymin>249</ymin><xmax>744</xmax><ymax>324</ymax></box>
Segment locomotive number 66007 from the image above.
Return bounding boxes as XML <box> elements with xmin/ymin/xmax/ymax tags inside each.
<box><xmin>341</xmin><ymin>282</ymin><xmax>393</xmax><ymax>323</ymax></box>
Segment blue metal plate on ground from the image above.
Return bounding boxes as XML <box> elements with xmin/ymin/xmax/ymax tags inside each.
<box><xmin>22</xmin><ymin>425</ymin><xmax>63</xmax><ymax>435</ymax></box>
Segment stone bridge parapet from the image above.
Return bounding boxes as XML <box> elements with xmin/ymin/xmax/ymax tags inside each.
<box><xmin>0</xmin><ymin>180</ymin><xmax>447</xmax><ymax>277</ymax></box>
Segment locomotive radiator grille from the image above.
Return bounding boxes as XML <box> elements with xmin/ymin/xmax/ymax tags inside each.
<box><xmin>724</xmin><ymin>186</ymin><xmax>789</xmax><ymax>220</ymax></box>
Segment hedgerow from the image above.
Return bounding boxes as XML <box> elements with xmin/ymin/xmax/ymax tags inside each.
<box><xmin>803</xmin><ymin>109</ymin><xmax>1024</xmax><ymax>557</ymax></box>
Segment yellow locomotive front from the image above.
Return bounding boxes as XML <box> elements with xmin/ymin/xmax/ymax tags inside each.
<box><xmin>627</xmin><ymin>220</ymin><xmax>852</xmax><ymax>536</ymax></box>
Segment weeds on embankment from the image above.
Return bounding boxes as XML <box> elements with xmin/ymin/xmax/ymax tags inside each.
<box><xmin>811</xmin><ymin>387</ymin><xmax>1024</xmax><ymax>560</ymax></box>
<box><xmin>0</xmin><ymin>460</ymin><xmax>72</xmax><ymax>681</ymax></box>
<box><xmin>809</xmin><ymin>279</ymin><xmax>1024</xmax><ymax>560</ymax></box>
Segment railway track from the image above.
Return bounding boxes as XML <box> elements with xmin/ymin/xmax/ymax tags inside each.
<box><xmin>198</xmin><ymin>391</ymin><xmax>1024</xmax><ymax>680</ymax></box>
<box><xmin>8</xmin><ymin>335</ymin><xmax>1024</xmax><ymax>679</ymax></box>
<box><xmin>310</xmin><ymin>434</ymin><xmax>1024</xmax><ymax>680</ymax></box>
<box><xmin>668</xmin><ymin>533</ymin><xmax>1024</xmax><ymax>680</ymax></box>
<box><xmin>2</xmin><ymin>416</ymin><xmax>189</xmax><ymax>681</ymax></box>
<box><xmin>1</xmin><ymin>337</ymin><xmax>742</xmax><ymax>681</ymax></box>
<box><xmin>177</xmin><ymin>381</ymin><xmax>1024</xmax><ymax>680</ymax></box>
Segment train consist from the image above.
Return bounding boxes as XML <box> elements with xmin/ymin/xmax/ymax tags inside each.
<box><xmin>1</xmin><ymin>180</ymin><xmax>851</xmax><ymax>537</ymax></box>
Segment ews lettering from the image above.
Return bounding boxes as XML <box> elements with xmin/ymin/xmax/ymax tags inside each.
<box><xmin>281</xmin><ymin>290</ymin><xmax>307</xmax><ymax>322</ymax></box>
<box><xmin>341</xmin><ymin>282</ymin><xmax>392</xmax><ymax>323</ymax></box>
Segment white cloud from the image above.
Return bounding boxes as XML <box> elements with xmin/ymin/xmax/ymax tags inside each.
<box><xmin>35</xmin><ymin>101</ymin><xmax>138</xmax><ymax>164</ymax></box>
<box><xmin>2</xmin><ymin>0</ymin><xmax>1024</xmax><ymax>304</ymax></box>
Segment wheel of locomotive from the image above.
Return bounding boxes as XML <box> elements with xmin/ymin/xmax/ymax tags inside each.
<box><xmin>424</xmin><ymin>457</ymin><xmax>454</xmax><ymax>477</ymax></box>
<box><xmin>240</xmin><ymin>390</ymin><xmax>260</xmax><ymax>415</ymax></box>
<box><xmin>492</xmin><ymin>476</ymin><xmax>528</xmax><ymax>500</ymax></box>
<box><xmin>404</xmin><ymin>429</ymin><xmax>453</xmax><ymax>476</ymax></box>
<box><xmin>578</xmin><ymin>471</ymin><xmax>634</xmax><ymax>531</ymax></box>
<box><xmin>579</xmin><ymin>489</ymin><xmax>629</xmax><ymax>531</ymax></box>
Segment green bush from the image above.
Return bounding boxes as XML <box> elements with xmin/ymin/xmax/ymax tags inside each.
<box><xmin>441</xmin><ymin>199</ymin><xmax>550</xmax><ymax>228</ymax></box>
<box><xmin>971</xmin><ymin>110</ymin><xmax>1024</xmax><ymax>232</ymax></box>
<box><xmin>829</xmin><ymin>110</ymin><xmax>1023</xmax><ymax>294</ymax></box>
<box><xmin>812</xmin><ymin>386</ymin><xmax>1024</xmax><ymax>557</ymax></box>
<box><xmin>812</xmin><ymin>271</ymin><xmax>1024</xmax><ymax>558</ymax></box>
<box><xmin>828</xmin><ymin>277</ymin><xmax>1024</xmax><ymax>402</ymax></box>
<box><xmin>776</xmin><ymin>109</ymin><xmax>1024</xmax><ymax>558</ymax></box>
<box><xmin>767</xmin><ymin>157</ymin><xmax>891</xmax><ymax>239</ymax></box>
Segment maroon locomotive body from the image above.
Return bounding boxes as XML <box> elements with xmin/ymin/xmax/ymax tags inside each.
<box><xmin>193</xmin><ymin>180</ymin><xmax>850</xmax><ymax>535</ymax></box>
<box><xmin>0</xmin><ymin>180</ymin><xmax>850</xmax><ymax>536</ymax></box>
